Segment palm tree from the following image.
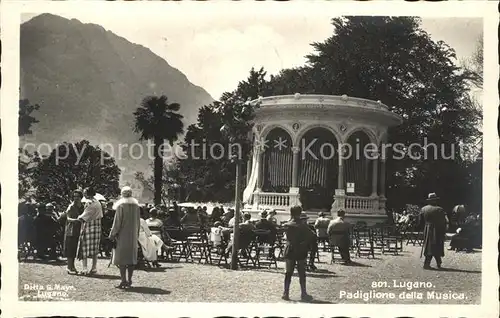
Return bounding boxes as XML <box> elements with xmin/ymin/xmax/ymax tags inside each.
<box><xmin>134</xmin><ymin>95</ymin><xmax>184</xmax><ymax>205</ymax></box>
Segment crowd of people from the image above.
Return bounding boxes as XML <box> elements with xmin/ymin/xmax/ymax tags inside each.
<box><xmin>18</xmin><ymin>188</ymin><xmax>481</xmax><ymax>296</ymax></box>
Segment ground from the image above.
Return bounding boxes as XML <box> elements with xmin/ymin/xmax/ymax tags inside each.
<box><xmin>19</xmin><ymin>244</ymin><xmax>481</xmax><ymax>304</ymax></box>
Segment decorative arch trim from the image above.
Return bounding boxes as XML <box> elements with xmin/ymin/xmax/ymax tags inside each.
<box><xmin>294</xmin><ymin>124</ymin><xmax>342</xmax><ymax>147</ymax></box>
<box><xmin>259</xmin><ymin>124</ymin><xmax>295</xmax><ymax>143</ymax></box>
<box><xmin>344</xmin><ymin>126</ymin><xmax>379</xmax><ymax>145</ymax></box>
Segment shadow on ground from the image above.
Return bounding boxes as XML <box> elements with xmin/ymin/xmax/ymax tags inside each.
<box><xmin>433</xmin><ymin>267</ymin><xmax>481</xmax><ymax>274</ymax></box>
<box><xmin>125</xmin><ymin>286</ymin><xmax>171</xmax><ymax>295</ymax></box>
<box><xmin>88</xmin><ymin>273</ymin><xmax>121</xmax><ymax>280</ymax></box>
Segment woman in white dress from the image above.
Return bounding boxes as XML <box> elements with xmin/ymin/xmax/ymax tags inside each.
<box><xmin>138</xmin><ymin>210</ymin><xmax>164</xmax><ymax>268</ymax></box>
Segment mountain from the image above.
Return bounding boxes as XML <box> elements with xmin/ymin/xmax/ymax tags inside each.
<box><xmin>20</xmin><ymin>14</ymin><xmax>214</xmax><ymax>198</ymax></box>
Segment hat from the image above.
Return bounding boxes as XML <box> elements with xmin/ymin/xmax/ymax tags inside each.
<box><xmin>300</xmin><ymin>212</ymin><xmax>309</xmax><ymax>220</ymax></box>
<box><xmin>46</xmin><ymin>203</ymin><xmax>54</xmax><ymax>208</ymax></box>
<box><xmin>260</xmin><ymin>210</ymin><xmax>268</xmax><ymax>218</ymax></box>
<box><xmin>427</xmin><ymin>193</ymin><xmax>440</xmax><ymax>201</ymax></box>
<box><xmin>121</xmin><ymin>186</ymin><xmax>133</xmax><ymax>197</ymax></box>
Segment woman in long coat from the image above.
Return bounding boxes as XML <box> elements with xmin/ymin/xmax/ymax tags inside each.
<box><xmin>109</xmin><ymin>186</ymin><xmax>140</xmax><ymax>289</ymax></box>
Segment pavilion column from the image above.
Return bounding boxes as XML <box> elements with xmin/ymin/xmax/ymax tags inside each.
<box><xmin>337</xmin><ymin>155</ymin><xmax>344</xmax><ymax>190</ymax></box>
<box><xmin>256</xmin><ymin>148</ymin><xmax>263</xmax><ymax>190</ymax></box>
<box><xmin>246</xmin><ymin>154</ymin><xmax>252</xmax><ymax>185</ymax></box>
<box><xmin>380</xmin><ymin>159</ymin><xmax>386</xmax><ymax>197</ymax></box>
<box><xmin>291</xmin><ymin>146</ymin><xmax>300</xmax><ymax>187</ymax></box>
<box><xmin>371</xmin><ymin>157</ymin><xmax>379</xmax><ymax>196</ymax></box>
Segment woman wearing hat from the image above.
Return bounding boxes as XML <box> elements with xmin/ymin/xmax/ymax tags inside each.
<box><xmin>109</xmin><ymin>186</ymin><xmax>141</xmax><ymax>288</ymax></box>
<box><xmin>76</xmin><ymin>187</ymin><xmax>103</xmax><ymax>275</ymax></box>
<box><xmin>419</xmin><ymin>193</ymin><xmax>448</xmax><ymax>269</ymax></box>
<box><xmin>60</xmin><ymin>189</ymin><xmax>84</xmax><ymax>274</ymax></box>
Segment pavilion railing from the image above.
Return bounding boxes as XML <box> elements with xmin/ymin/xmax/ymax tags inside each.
<box><xmin>344</xmin><ymin>196</ymin><xmax>379</xmax><ymax>212</ymax></box>
<box><xmin>253</xmin><ymin>192</ymin><xmax>300</xmax><ymax>209</ymax></box>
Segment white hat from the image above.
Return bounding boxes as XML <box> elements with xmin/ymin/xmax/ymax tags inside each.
<box><xmin>121</xmin><ymin>186</ymin><xmax>133</xmax><ymax>197</ymax></box>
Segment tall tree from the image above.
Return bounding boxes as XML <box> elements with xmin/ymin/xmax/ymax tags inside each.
<box><xmin>31</xmin><ymin>140</ymin><xmax>121</xmax><ymax>211</ymax></box>
<box><xmin>19</xmin><ymin>99</ymin><xmax>40</xmax><ymax>136</ymax></box>
<box><xmin>181</xmin><ymin>17</ymin><xmax>482</xmax><ymax>211</ymax></box>
<box><xmin>134</xmin><ymin>95</ymin><xmax>184</xmax><ymax>205</ymax></box>
<box><xmin>179</xmin><ymin>68</ymin><xmax>264</xmax><ymax>202</ymax></box>
<box><xmin>19</xmin><ymin>99</ymin><xmax>41</xmax><ymax>199</ymax></box>
<box><xmin>235</xmin><ymin>67</ymin><xmax>271</xmax><ymax>99</ymax></box>
<box><xmin>298</xmin><ymin>16</ymin><xmax>481</xmax><ymax>210</ymax></box>
<box><xmin>135</xmin><ymin>160</ymin><xmax>184</xmax><ymax>203</ymax></box>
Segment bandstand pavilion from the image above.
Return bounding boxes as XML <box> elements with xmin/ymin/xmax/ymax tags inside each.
<box><xmin>242</xmin><ymin>94</ymin><xmax>402</xmax><ymax>225</ymax></box>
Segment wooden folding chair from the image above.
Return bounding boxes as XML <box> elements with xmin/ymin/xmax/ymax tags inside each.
<box><xmin>251</xmin><ymin>229</ymin><xmax>278</xmax><ymax>269</ymax></box>
<box><xmin>164</xmin><ymin>226</ymin><xmax>191</xmax><ymax>262</ymax></box>
<box><xmin>382</xmin><ymin>225</ymin><xmax>400</xmax><ymax>255</ymax></box>
<box><xmin>184</xmin><ymin>226</ymin><xmax>212</xmax><ymax>265</ymax></box>
<box><xmin>354</xmin><ymin>227</ymin><xmax>375</xmax><ymax>258</ymax></box>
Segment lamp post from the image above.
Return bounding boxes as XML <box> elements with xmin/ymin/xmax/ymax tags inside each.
<box><xmin>220</xmin><ymin>126</ymin><xmax>242</xmax><ymax>270</ymax></box>
<box><xmin>219</xmin><ymin>96</ymin><xmax>260</xmax><ymax>270</ymax></box>
<box><xmin>230</xmin><ymin>151</ymin><xmax>241</xmax><ymax>270</ymax></box>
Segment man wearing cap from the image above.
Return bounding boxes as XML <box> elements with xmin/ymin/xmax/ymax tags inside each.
<box><xmin>282</xmin><ymin>205</ymin><xmax>315</xmax><ymax>301</ymax></box>
<box><xmin>419</xmin><ymin>193</ymin><xmax>448</xmax><ymax>269</ymax></box>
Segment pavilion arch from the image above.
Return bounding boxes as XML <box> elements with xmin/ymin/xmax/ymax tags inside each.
<box><xmin>296</xmin><ymin>127</ymin><xmax>339</xmax><ymax>210</ymax></box>
<box><xmin>261</xmin><ymin>127</ymin><xmax>294</xmax><ymax>193</ymax></box>
<box><xmin>294</xmin><ymin>124</ymin><xmax>341</xmax><ymax>148</ymax></box>
<box><xmin>259</xmin><ymin>124</ymin><xmax>294</xmax><ymax>145</ymax></box>
<box><xmin>343</xmin><ymin>127</ymin><xmax>379</xmax><ymax>146</ymax></box>
<box><xmin>344</xmin><ymin>130</ymin><xmax>374</xmax><ymax>197</ymax></box>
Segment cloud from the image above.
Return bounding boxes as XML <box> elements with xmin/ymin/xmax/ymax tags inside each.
<box><xmin>24</xmin><ymin>12</ymin><xmax>482</xmax><ymax>99</ymax></box>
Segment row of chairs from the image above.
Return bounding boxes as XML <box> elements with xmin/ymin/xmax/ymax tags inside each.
<box><xmin>314</xmin><ymin>224</ymin><xmax>410</xmax><ymax>261</ymax></box>
<box><xmin>155</xmin><ymin>225</ymin><xmax>279</xmax><ymax>269</ymax></box>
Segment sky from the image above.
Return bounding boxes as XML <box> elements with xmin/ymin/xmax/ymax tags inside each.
<box><xmin>22</xmin><ymin>12</ymin><xmax>482</xmax><ymax>100</ymax></box>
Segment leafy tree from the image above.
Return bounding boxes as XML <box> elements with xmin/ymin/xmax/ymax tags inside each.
<box><xmin>135</xmin><ymin>160</ymin><xmax>184</xmax><ymax>204</ymax></box>
<box><xmin>178</xmin><ymin>68</ymin><xmax>263</xmax><ymax>203</ymax></box>
<box><xmin>234</xmin><ymin>67</ymin><xmax>271</xmax><ymax>99</ymax></box>
<box><xmin>31</xmin><ymin>140</ymin><xmax>121</xmax><ymax>211</ymax></box>
<box><xmin>134</xmin><ymin>95</ymin><xmax>184</xmax><ymax>205</ymax></box>
<box><xmin>19</xmin><ymin>99</ymin><xmax>40</xmax><ymax>137</ymax></box>
<box><xmin>463</xmin><ymin>36</ymin><xmax>483</xmax><ymax>89</ymax></box>
<box><xmin>270</xmin><ymin>16</ymin><xmax>481</xmax><ymax>211</ymax></box>
<box><xmin>19</xmin><ymin>99</ymin><xmax>41</xmax><ymax>199</ymax></box>
<box><xmin>181</xmin><ymin>17</ymin><xmax>482</xmax><ymax>212</ymax></box>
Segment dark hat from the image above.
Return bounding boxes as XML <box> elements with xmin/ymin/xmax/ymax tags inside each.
<box><xmin>260</xmin><ymin>210</ymin><xmax>268</xmax><ymax>218</ymax></box>
<box><xmin>427</xmin><ymin>193</ymin><xmax>440</xmax><ymax>201</ymax></box>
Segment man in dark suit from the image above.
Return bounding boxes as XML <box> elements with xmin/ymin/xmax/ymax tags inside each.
<box><xmin>282</xmin><ymin>205</ymin><xmax>315</xmax><ymax>301</ymax></box>
<box><xmin>255</xmin><ymin>210</ymin><xmax>277</xmax><ymax>245</ymax></box>
<box><xmin>419</xmin><ymin>193</ymin><xmax>448</xmax><ymax>269</ymax></box>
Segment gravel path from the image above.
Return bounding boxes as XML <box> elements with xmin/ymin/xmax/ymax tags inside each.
<box><xmin>19</xmin><ymin>245</ymin><xmax>481</xmax><ymax>304</ymax></box>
